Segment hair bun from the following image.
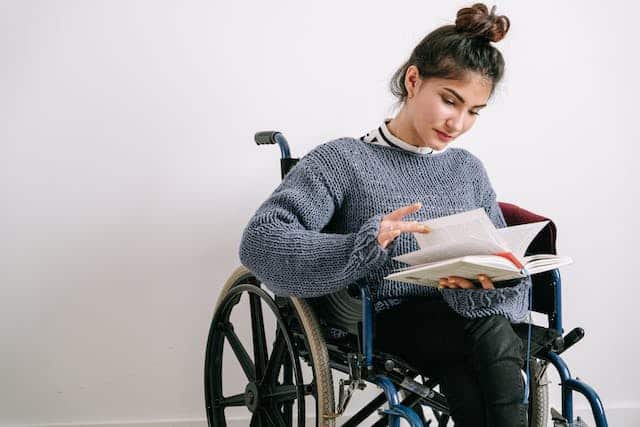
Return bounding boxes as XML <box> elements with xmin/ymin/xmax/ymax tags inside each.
<box><xmin>455</xmin><ymin>3</ymin><xmax>510</xmax><ymax>43</ymax></box>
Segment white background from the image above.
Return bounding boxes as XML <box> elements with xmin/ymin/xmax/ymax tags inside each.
<box><xmin>2</xmin><ymin>0</ymin><xmax>638</xmax><ymax>426</ymax></box>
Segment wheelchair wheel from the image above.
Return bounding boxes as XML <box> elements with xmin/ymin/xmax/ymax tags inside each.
<box><xmin>204</xmin><ymin>266</ymin><xmax>336</xmax><ymax>427</ymax></box>
<box><xmin>527</xmin><ymin>357</ymin><xmax>549</xmax><ymax>427</ymax></box>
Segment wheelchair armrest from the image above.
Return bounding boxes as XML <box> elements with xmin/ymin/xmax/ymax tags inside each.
<box><xmin>512</xmin><ymin>322</ymin><xmax>563</xmax><ymax>359</ymax></box>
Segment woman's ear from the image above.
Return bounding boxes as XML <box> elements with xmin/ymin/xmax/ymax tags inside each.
<box><xmin>404</xmin><ymin>65</ymin><xmax>421</xmax><ymax>99</ymax></box>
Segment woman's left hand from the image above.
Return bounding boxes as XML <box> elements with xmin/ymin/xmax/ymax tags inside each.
<box><xmin>438</xmin><ymin>275</ymin><xmax>495</xmax><ymax>289</ymax></box>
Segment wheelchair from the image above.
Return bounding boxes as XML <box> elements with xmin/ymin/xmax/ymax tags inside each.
<box><xmin>204</xmin><ymin>131</ymin><xmax>609</xmax><ymax>427</ymax></box>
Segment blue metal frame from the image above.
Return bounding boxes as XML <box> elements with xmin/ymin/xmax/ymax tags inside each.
<box><xmin>543</xmin><ymin>269</ymin><xmax>608</xmax><ymax>426</ymax></box>
<box><xmin>545</xmin><ymin>352</ymin><xmax>608</xmax><ymax>426</ymax></box>
<box><xmin>550</xmin><ymin>268</ymin><xmax>563</xmax><ymax>333</ymax></box>
<box><xmin>273</xmin><ymin>132</ymin><xmax>291</xmax><ymax>159</ymax></box>
<box><xmin>360</xmin><ymin>284</ymin><xmax>374</xmax><ymax>367</ymax></box>
<box><xmin>360</xmin><ymin>285</ymin><xmax>423</xmax><ymax>426</ymax></box>
<box><xmin>375</xmin><ymin>376</ymin><xmax>423</xmax><ymax>427</ymax></box>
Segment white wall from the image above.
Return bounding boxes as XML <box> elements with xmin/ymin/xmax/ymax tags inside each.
<box><xmin>1</xmin><ymin>0</ymin><xmax>638</xmax><ymax>426</ymax></box>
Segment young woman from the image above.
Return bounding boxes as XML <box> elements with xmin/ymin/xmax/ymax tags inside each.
<box><xmin>239</xmin><ymin>3</ymin><xmax>529</xmax><ymax>426</ymax></box>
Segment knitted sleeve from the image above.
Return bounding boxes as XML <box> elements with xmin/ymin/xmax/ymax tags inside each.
<box><xmin>440</xmin><ymin>154</ymin><xmax>531</xmax><ymax>323</ymax></box>
<box><xmin>238</xmin><ymin>148</ymin><xmax>390</xmax><ymax>298</ymax></box>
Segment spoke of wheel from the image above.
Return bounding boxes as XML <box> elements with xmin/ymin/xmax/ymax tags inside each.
<box><xmin>264</xmin><ymin>385</ymin><xmax>298</xmax><ymax>405</ymax></box>
<box><xmin>249</xmin><ymin>412</ymin><xmax>262</xmax><ymax>427</ymax></box>
<box><xmin>262</xmin><ymin>406</ymin><xmax>287</xmax><ymax>427</ymax></box>
<box><xmin>222</xmin><ymin>323</ymin><xmax>256</xmax><ymax>381</ymax></box>
<box><xmin>249</xmin><ymin>293</ymin><xmax>269</xmax><ymax>381</ymax></box>
<box><xmin>215</xmin><ymin>392</ymin><xmax>246</xmax><ymax>408</ymax></box>
<box><xmin>282</xmin><ymin>350</ymin><xmax>294</xmax><ymax>424</ymax></box>
<box><xmin>264</xmin><ymin>328</ymin><xmax>286</xmax><ymax>383</ymax></box>
<box><xmin>282</xmin><ymin>401</ymin><xmax>292</xmax><ymax>427</ymax></box>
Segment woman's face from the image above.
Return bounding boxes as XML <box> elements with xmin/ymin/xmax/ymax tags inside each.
<box><xmin>403</xmin><ymin>66</ymin><xmax>492</xmax><ymax>151</ymax></box>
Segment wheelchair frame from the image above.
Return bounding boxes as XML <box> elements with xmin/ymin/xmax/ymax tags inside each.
<box><xmin>205</xmin><ymin>131</ymin><xmax>609</xmax><ymax>426</ymax></box>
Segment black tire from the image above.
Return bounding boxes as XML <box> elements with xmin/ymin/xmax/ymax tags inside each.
<box><xmin>204</xmin><ymin>266</ymin><xmax>336</xmax><ymax>426</ymax></box>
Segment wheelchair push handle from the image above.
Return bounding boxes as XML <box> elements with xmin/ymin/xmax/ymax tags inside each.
<box><xmin>254</xmin><ymin>130</ymin><xmax>291</xmax><ymax>159</ymax></box>
<box><xmin>254</xmin><ymin>131</ymin><xmax>279</xmax><ymax>146</ymax></box>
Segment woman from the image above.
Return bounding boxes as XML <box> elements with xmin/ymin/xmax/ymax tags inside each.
<box><xmin>239</xmin><ymin>3</ymin><xmax>529</xmax><ymax>426</ymax></box>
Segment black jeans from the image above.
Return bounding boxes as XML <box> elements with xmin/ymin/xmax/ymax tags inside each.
<box><xmin>374</xmin><ymin>297</ymin><xmax>528</xmax><ymax>427</ymax></box>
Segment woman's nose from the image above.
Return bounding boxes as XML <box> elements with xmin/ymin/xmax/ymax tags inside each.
<box><xmin>445</xmin><ymin>113</ymin><xmax>464</xmax><ymax>134</ymax></box>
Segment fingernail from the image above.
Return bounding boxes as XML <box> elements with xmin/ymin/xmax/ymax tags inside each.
<box><xmin>448</xmin><ymin>278</ymin><xmax>454</xmax><ymax>283</ymax></box>
<box><xmin>414</xmin><ymin>202</ymin><xmax>422</xmax><ymax>208</ymax></box>
<box><xmin>421</xmin><ymin>226</ymin><xmax>430</xmax><ymax>232</ymax></box>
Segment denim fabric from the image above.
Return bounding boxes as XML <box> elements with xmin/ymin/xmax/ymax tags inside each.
<box><xmin>374</xmin><ymin>296</ymin><xmax>527</xmax><ymax>427</ymax></box>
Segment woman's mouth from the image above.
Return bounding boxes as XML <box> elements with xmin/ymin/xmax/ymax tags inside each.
<box><xmin>435</xmin><ymin>129</ymin><xmax>453</xmax><ymax>142</ymax></box>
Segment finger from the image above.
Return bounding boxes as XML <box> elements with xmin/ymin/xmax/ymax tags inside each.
<box><xmin>439</xmin><ymin>282</ymin><xmax>454</xmax><ymax>289</ymax></box>
<box><xmin>444</xmin><ymin>277</ymin><xmax>460</xmax><ymax>288</ymax></box>
<box><xmin>382</xmin><ymin>220</ymin><xmax>430</xmax><ymax>234</ymax></box>
<box><xmin>378</xmin><ymin>225</ymin><xmax>416</xmax><ymax>243</ymax></box>
<box><xmin>447</xmin><ymin>276</ymin><xmax>475</xmax><ymax>289</ymax></box>
<box><xmin>400</xmin><ymin>220</ymin><xmax>431</xmax><ymax>233</ymax></box>
<box><xmin>443</xmin><ymin>278</ymin><xmax>460</xmax><ymax>288</ymax></box>
<box><xmin>477</xmin><ymin>274</ymin><xmax>495</xmax><ymax>289</ymax></box>
<box><xmin>384</xmin><ymin>202</ymin><xmax>422</xmax><ymax>221</ymax></box>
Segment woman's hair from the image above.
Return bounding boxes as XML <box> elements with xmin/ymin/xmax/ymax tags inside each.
<box><xmin>390</xmin><ymin>3</ymin><xmax>511</xmax><ymax>107</ymax></box>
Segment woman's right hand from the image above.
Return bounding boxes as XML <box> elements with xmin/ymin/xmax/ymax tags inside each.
<box><xmin>378</xmin><ymin>202</ymin><xmax>431</xmax><ymax>249</ymax></box>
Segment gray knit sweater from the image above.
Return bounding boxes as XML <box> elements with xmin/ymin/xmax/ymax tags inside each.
<box><xmin>238</xmin><ymin>135</ymin><xmax>531</xmax><ymax>323</ymax></box>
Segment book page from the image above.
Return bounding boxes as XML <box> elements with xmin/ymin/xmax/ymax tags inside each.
<box><xmin>392</xmin><ymin>209</ymin><xmax>554</xmax><ymax>268</ymax></box>
<box><xmin>414</xmin><ymin>208</ymin><xmax>502</xmax><ymax>249</ymax></box>
<box><xmin>394</xmin><ymin>237</ymin><xmax>505</xmax><ymax>265</ymax></box>
<box><xmin>399</xmin><ymin>208</ymin><xmax>507</xmax><ymax>264</ymax></box>
<box><xmin>522</xmin><ymin>254</ymin><xmax>573</xmax><ymax>275</ymax></box>
<box><xmin>496</xmin><ymin>221</ymin><xmax>549</xmax><ymax>258</ymax></box>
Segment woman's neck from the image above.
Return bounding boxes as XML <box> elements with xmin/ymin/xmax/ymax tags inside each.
<box><xmin>386</xmin><ymin>112</ymin><xmax>421</xmax><ymax>148</ymax></box>
<box><xmin>385</xmin><ymin>113</ymin><xmax>447</xmax><ymax>154</ymax></box>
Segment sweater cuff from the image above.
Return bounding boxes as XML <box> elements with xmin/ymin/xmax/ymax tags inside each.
<box><xmin>352</xmin><ymin>213</ymin><xmax>390</xmax><ymax>268</ymax></box>
<box><xmin>441</xmin><ymin>276</ymin><xmax>532</xmax><ymax>323</ymax></box>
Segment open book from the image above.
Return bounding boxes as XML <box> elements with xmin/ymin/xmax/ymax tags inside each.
<box><xmin>384</xmin><ymin>208</ymin><xmax>573</xmax><ymax>287</ymax></box>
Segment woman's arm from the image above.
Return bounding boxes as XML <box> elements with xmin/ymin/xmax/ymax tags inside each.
<box><xmin>238</xmin><ymin>150</ymin><xmax>389</xmax><ymax>298</ymax></box>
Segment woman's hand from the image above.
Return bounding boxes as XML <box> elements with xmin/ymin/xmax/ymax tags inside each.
<box><xmin>378</xmin><ymin>202</ymin><xmax>431</xmax><ymax>249</ymax></box>
<box><xmin>438</xmin><ymin>275</ymin><xmax>495</xmax><ymax>290</ymax></box>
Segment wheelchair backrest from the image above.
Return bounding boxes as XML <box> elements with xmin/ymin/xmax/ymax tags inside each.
<box><xmin>499</xmin><ymin>202</ymin><xmax>560</xmax><ymax>319</ymax></box>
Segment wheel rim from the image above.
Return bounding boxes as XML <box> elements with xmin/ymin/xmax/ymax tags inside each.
<box><xmin>528</xmin><ymin>357</ymin><xmax>549</xmax><ymax>427</ymax></box>
<box><xmin>205</xmin><ymin>278</ymin><xmax>313</xmax><ymax>426</ymax></box>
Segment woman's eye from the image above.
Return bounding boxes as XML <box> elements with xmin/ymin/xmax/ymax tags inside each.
<box><xmin>443</xmin><ymin>96</ymin><xmax>480</xmax><ymax>115</ymax></box>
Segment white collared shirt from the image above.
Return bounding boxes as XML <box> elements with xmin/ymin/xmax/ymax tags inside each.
<box><xmin>360</xmin><ymin>118</ymin><xmax>448</xmax><ymax>155</ymax></box>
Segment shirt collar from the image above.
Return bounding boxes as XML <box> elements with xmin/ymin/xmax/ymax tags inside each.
<box><xmin>360</xmin><ymin>118</ymin><xmax>448</xmax><ymax>155</ymax></box>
